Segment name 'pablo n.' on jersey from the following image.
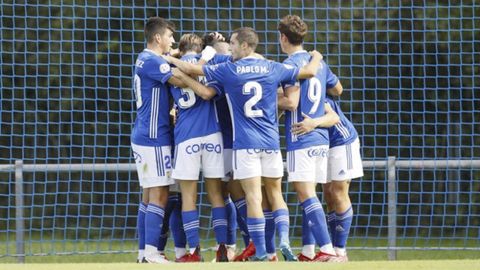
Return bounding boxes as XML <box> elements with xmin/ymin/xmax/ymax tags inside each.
<box><xmin>169</xmin><ymin>53</ymin><xmax>229</xmax><ymax>145</ymax></box>
<box><xmin>282</xmin><ymin>51</ymin><xmax>339</xmax><ymax>151</ymax></box>
<box><xmin>203</xmin><ymin>57</ymin><xmax>299</xmax><ymax>150</ymax></box>
<box><xmin>131</xmin><ymin>49</ymin><xmax>173</xmax><ymax>147</ymax></box>
<box><xmin>325</xmin><ymin>95</ymin><xmax>358</xmax><ymax>148</ymax></box>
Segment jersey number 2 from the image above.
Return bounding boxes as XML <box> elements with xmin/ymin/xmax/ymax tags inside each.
<box><xmin>243</xmin><ymin>81</ymin><xmax>263</xmax><ymax>118</ymax></box>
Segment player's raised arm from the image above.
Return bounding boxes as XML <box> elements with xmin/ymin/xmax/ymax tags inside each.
<box><xmin>297</xmin><ymin>50</ymin><xmax>323</xmax><ymax>79</ymax></box>
<box><xmin>162</xmin><ymin>45</ymin><xmax>216</xmax><ymax>76</ymax></box>
<box><xmin>291</xmin><ymin>102</ymin><xmax>339</xmax><ymax>135</ymax></box>
<box><xmin>171</xmin><ymin>68</ymin><xmax>216</xmax><ymax>100</ymax></box>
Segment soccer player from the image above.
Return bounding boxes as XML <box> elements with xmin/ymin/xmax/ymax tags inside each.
<box><xmin>277</xmin><ymin>14</ymin><xmax>343</xmax><ymax>262</ymax></box>
<box><xmin>131</xmin><ymin>16</ymin><xmax>192</xmax><ymax>264</ymax></box>
<box><xmin>169</xmin><ymin>33</ymin><xmax>229</xmax><ymax>262</ymax></box>
<box><xmin>165</xmin><ymin>27</ymin><xmax>323</xmax><ymax>261</ymax></box>
<box><xmin>322</xmin><ymin>95</ymin><xmax>363</xmax><ymax>262</ymax></box>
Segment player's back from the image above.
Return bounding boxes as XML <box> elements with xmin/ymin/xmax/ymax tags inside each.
<box><xmin>283</xmin><ymin>51</ymin><xmax>339</xmax><ymax>151</ymax></box>
<box><xmin>131</xmin><ymin>49</ymin><xmax>172</xmax><ymax>147</ymax></box>
<box><xmin>204</xmin><ymin>57</ymin><xmax>298</xmax><ymax>150</ymax></box>
<box><xmin>169</xmin><ymin>53</ymin><xmax>220</xmax><ymax>145</ymax></box>
<box><xmin>326</xmin><ymin>95</ymin><xmax>358</xmax><ymax>148</ymax></box>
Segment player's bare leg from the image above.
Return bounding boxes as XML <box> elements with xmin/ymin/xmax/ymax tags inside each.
<box><xmin>263</xmin><ymin>177</ymin><xmax>297</xmax><ymax>261</ymax></box>
<box><xmin>143</xmin><ymin>185</ymin><xmax>170</xmax><ymax>263</ymax></box>
<box><xmin>205</xmin><ymin>178</ymin><xmax>229</xmax><ymax>262</ymax></box>
<box><xmin>239</xmin><ymin>176</ymin><xmax>267</xmax><ymax>260</ymax></box>
<box><xmin>324</xmin><ymin>180</ymin><xmax>352</xmax><ymax>262</ymax></box>
<box><xmin>177</xmin><ymin>180</ymin><xmax>202</xmax><ymax>262</ymax></box>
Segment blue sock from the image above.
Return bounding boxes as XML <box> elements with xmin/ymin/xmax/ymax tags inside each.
<box><xmin>334</xmin><ymin>206</ymin><xmax>353</xmax><ymax>248</ymax></box>
<box><xmin>145</xmin><ymin>203</ymin><xmax>165</xmax><ymax>248</ymax></box>
<box><xmin>301</xmin><ymin>197</ymin><xmax>331</xmax><ymax>247</ymax></box>
<box><xmin>327</xmin><ymin>211</ymin><xmax>336</xmax><ymax>245</ymax></box>
<box><xmin>182</xmin><ymin>209</ymin><xmax>200</xmax><ymax>248</ymax></box>
<box><xmin>234</xmin><ymin>198</ymin><xmax>250</xmax><ymax>246</ymax></box>
<box><xmin>224</xmin><ymin>197</ymin><xmax>237</xmax><ymax>246</ymax></box>
<box><xmin>247</xmin><ymin>217</ymin><xmax>266</xmax><ymax>258</ymax></box>
<box><xmin>169</xmin><ymin>196</ymin><xmax>186</xmax><ymax>248</ymax></box>
<box><xmin>302</xmin><ymin>210</ymin><xmax>315</xmax><ymax>246</ymax></box>
<box><xmin>137</xmin><ymin>202</ymin><xmax>147</xmax><ymax>250</ymax></box>
<box><xmin>264</xmin><ymin>210</ymin><xmax>276</xmax><ymax>254</ymax></box>
<box><xmin>212</xmin><ymin>207</ymin><xmax>228</xmax><ymax>244</ymax></box>
<box><xmin>157</xmin><ymin>195</ymin><xmax>177</xmax><ymax>251</ymax></box>
<box><xmin>273</xmin><ymin>208</ymin><xmax>290</xmax><ymax>247</ymax></box>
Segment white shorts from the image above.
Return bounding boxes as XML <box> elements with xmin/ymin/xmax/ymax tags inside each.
<box><xmin>233</xmin><ymin>149</ymin><xmax>284</xmax><ymax>180</ymax></box>
<box><xmin>222</xmin><ymin>148</ymin><xmax>233</xmax><ymax>182</ymax></box>
<box><xmin>172</xmin><ymin>132</ymin><xmax>225</xmax><ymax>180</ymax></box>
<box><xmin>327</xmin><ymin>138</ymin><xmax>364</xmax><ymax>181</ymax></box>
<box><xmin>286</xmin><ymin>145</ymin><xmax>329</xmax><ymax>183</ymax></box>
<box><xmin>131</xmin><ymin>143</ymin><xmax>174</xmax><ymax>188</ymax></box>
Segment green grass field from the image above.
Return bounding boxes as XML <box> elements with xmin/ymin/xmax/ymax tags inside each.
<box><xmin>2</xmin><ymin>260</ymin><xmax>480</xmax><ymax>270</ymax></box>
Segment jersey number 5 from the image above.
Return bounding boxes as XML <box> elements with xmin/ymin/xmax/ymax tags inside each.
<box><xmin>178</xmin><ymin>88</ymin><xmax>196</xmax><ymax>109</ymax></box>
<box><xmin>243</xmin><ymin>81</ymin><xmax>263</xmax><ymax>118</ymax></box>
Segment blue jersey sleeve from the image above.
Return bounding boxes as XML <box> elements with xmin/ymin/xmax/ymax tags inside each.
<box><xmin>202</xmin><ymin>63</ymin><xmax>227</xmax><ymax>86</ymax></box>
<box><xmin>281</xmin><ymin>58</ymin><xmax>299</xmax><ymax>89</ymax></box>
<box><xmin>145</xmin><ymin>56</ymin><xmax>173</xmax><ymax>84</ymax></box>
<box><xmin>324</xmin><ymin>62</ymin><xmax>339</xmax><ymax>89</ymax></box>
<box><xmin>272</xmin><ymin>61</ymin><xmax>299</xmax><ymax>84</ymax></box>
<box><xmin>205</xmin><ymin>80</ymin><xmax>224</xmax><ymax>100</ymax></box>
<box><xmin>210</xmin><ymin>54</ymin><xmax>232</xmax><ymax>64</ymax></box>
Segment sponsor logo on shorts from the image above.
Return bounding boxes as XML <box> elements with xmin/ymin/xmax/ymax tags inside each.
<box><xmin>185</xmin><ymin>143</ymin><xmax>222</xmax><ymax>154</ymax></box>
<box><xmin>307</xmin><ymin>148</ymin><xmax>329</xmax><ymax>157</ymax></box>
<box><xmin>246</xmin><ymin>149</ymin><xmax>279</xmax><ymax>154</ymax></box>
<box><xmin>339</xmin><ymin>169</ymin><xmax>346</xmax><ymax>175</ymax></box>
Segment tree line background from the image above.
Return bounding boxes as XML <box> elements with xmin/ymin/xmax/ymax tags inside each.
<box><xmin>0</xmin><ymin>0</ymin><xmax>478</xmax><ymax>254</ymax></box>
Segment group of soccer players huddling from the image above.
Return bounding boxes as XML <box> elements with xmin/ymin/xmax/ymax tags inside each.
<box><xmin>131</xmin><ymin>14</ymin><xmax>363</xmax><ymax>263</ymax></box>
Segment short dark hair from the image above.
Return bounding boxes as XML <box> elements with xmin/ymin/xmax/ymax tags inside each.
<box><xmin>178</xmin><ymin>33</ymin><xmax>203</xmax><ymax>54</ymax></box>
<box><xmin>202</xmin><ymin>32</ymin><xmax>228</xmax><ymax>49</ymax></box>
<box><xmin>232</xmin><ymin>27</ymin><xmax>258</xmax><ymax>50</ymax></box>
<box><xmin>144</xmin><ymin>17</ymin><xmax>175</xmax><ymax>43</ymax></box>
<box><xmin>277</xmin><ymin>15</ymin><xmax>308</xmax><ymax>45</ymax></box>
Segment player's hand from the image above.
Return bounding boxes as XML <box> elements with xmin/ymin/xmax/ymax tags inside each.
<box><xmin>209</xmin><ymin>32</ymin><xmax>225</xmax><ymax>41</ymax></box>
<box><xmin>291</xmin><ymin>113</ymin><xmax>317</xmax><ymax>136</ymax></box>
<box><xmin>309</xmin><ymin>50</ymin><xmax>323</xmax><ymax>61</ymax></box>
<box><xmin>201</xmin><ymin>45</ymin><xmax>217</xmax><ymax>62</ymax></box>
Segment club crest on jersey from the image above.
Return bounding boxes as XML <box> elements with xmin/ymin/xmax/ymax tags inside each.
<box><xmin>159</xmin><ymin>63</ymin><xmax>170</xmax><ymax>73</ymax></box>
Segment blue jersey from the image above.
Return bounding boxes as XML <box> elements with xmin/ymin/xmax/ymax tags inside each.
<box><xmin>169</xmin><ymin>53</ymin><xmax>220</xmax><ymax>144</ymax></box>
<box><xmin>283</xmin><ymin>51</ymin><xmax>339</xmax><ymax>151</ymax></box>
<box><xmin>214</xmin><ymin>89</ymin><xmax>233</xmax><ymax>149</ymax></box>
<box><xmin>326</xmin><ymin>96</ymin><xmax>358</xmax><ymax>148</ymax></box>
<box><xmin>131</xmin><ymin>49</ymin><xmax>173</xmax><ymax>146</ymax></box>
<box><xmin>203</xmin><ymin>57</ymin><xmax>299</xmax><ymax>150</ymax></box>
